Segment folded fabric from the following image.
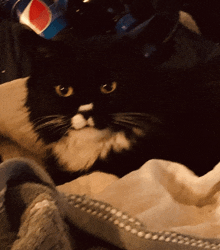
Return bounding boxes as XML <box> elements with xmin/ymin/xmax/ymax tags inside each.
<box><xmin>93</xmin><ymin>159</ymin><xmax>220</xmax><ymax>239</ymax></box>
<box><xmin>2</xmin><ymin>158</ymin><xmax>220</xmax><ymax>250</ymax></box>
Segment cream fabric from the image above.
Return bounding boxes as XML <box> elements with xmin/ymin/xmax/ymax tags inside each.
<box><xmin>59</xmin><ymin>159</ymin><xmax>220</xmax><ymax>239</ymax></box>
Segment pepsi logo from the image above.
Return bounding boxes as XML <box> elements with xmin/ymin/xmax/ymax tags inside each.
<box><xmin>19</xmin><ymin>0</ymin><xmax>52</xmax><ymax>34</ymax></box>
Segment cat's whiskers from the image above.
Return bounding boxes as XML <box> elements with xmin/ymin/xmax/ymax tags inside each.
<box><xmin>33</xmin><ymin>115</ymin><xmax>67</xmax><ymax>125</ymax></box>
<box><xmin>35</xmin><ymin>121</ymin><xmax>67</xmax><ymax>130</ymax></box>
<box><xmin>113</xmin><ymin>112</ymin><xmax>153</xmax><ymax>117</ymax></box>
<box><xmin>111</xmin><ymin>112</ymin><xmax>161</xmax><ymax>137</ymax></box>
<box><xmin>113</xmin><ymin>120</ymin><xmax>140</xmax><ymax>128</ymax></box>
<box><xmin>111</xmin><ymin>113</ymin><xmax>152</xmax><ymax>127</ymax></box>
<box><xmin>33</xmin><ymin>115</ymin><xmax>71</xmax><ymax>134</ymax></box>
<box><xmin>49</xmin><ymin>125</ymin><xmax>71</xmax><ymax>137</ymax></box>
<box><xmin>112</xmin><ymin>112</ymin><xmax>161</xmax><ymax>122</ymax></box>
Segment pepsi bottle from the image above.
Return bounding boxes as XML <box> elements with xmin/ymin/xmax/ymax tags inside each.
<box><xmin>0</xmin><ymin>0</ymin><xmax>68</xmax><ymax>39</ymax></box>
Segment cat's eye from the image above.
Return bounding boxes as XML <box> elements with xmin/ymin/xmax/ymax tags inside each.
<box><xmin>55</xmin><ymin>85</ymin><xmax>74</xmax><ymax>97</ymax></box>
<box><xmin>100</xmin><ymin>81</ymin><xmax>117</xmax><ymax>94</ymax></box>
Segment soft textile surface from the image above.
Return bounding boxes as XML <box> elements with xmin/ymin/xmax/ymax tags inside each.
<box><xmin>93</xmin><ymin>160</ymin><xmax>220</xmax><ymax>239</ymax></box>
<box><xmin>2</xmin><ymin>158</ymin><xmax>220</xmax><ymax>250</ymax></box>
<box><xmin>60</xmin><ymin>159</ymin><xmax>220</xmax><ymax>240</ymax></box>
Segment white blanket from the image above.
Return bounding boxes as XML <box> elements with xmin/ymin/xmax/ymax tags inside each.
<box><xmin>59</xmin><ymin>159</ymin><xmax>220</xmax><ymax>239</ymax></box>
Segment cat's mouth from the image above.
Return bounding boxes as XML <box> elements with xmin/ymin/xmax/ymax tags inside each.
<box><xmin>71</xmin><ymin>113</ymin><xmax>95</xmax><ymax>130</ymax></box>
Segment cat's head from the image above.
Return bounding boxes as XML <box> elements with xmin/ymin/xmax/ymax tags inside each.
<box><xmin>17</xmin><ymin>27</ymin><xmax>169</xmax><ymax>176</ymax></box>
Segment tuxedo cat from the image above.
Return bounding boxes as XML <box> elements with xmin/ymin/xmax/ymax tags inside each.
<box><xmin>1</xmin><ymin>16</ymin><xmax>220</xmax><ymax>185</ymax></box>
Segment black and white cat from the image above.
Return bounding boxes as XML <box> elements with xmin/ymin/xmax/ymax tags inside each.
<box><xmin>1</xmin><ymin>12</ymin><xmax>220</xmax><ymax>185</ymax></box>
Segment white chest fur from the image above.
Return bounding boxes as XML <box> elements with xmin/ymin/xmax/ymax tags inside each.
<box><xmin>52</xmin><ymin>127</ymin><xmax>130</xmax><ymax>172</ymax></box>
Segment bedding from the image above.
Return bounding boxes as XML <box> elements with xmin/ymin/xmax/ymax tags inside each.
<box><xmin>1</xmin><ymin>158</ymin><xmax>220</xmax><ymax>250</ymax></box>
<box><xmin>1</xmin><ymin>8</ymin><xmax>220</xmax><ymax>250</ymax></box>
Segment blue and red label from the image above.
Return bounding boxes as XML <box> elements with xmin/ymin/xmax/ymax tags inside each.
<box><xmin>19</xmin><ymin>0</ymin><xmax>52</xmax><ymax>34</ymax></box>
<box><xmin>7</xmin><ymin>0</ymin><xmax>68</xmax><ymax>39</ymax></box>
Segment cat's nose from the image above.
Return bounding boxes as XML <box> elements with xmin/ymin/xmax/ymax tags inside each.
<box><xmin>78</xmin><ymin>103</ymin><xmax>93</xmax><ymax>112</ymax></box>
